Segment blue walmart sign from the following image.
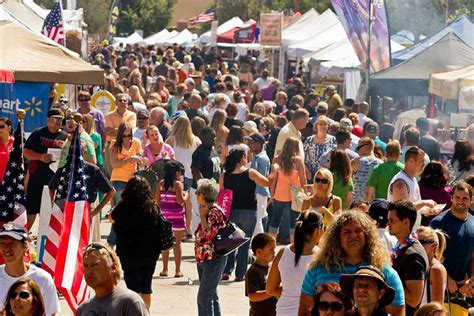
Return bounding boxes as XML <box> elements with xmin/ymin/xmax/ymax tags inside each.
<box><xmin>0</xmin><ymin>81</ymin><xmax>50</xmax><ymax>132</ymax></box>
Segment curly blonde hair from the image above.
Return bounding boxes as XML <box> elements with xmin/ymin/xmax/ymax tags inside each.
<box><xmin>310</xmin><ymin>210</ymin><xmax>390</xmax><ymax>271</ymax></box>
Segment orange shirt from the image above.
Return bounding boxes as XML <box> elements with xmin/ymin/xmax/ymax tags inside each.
<box><xmin>110</xmin><ymin>138</ymin><xmax>141</xmax><ymax>182</ymax></box>
<box><xmin>105</xmin><ymin>109</ymin><xmax>137</xmax><ymax>142</ymax></box>
<box><xmin>274</xmin><ymin>170</ymin><xmax>301</xmax><ymax>202</ymax></box>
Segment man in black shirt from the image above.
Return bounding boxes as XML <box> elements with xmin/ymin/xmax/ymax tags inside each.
<box><xmin>191</xmin><ymin>47</ymin><xmax>204</xmax><ymax>72</ymax></box>
<box><xmin>23</xmin><ymin>109</ymin><xmax>68</xmax><ymax>230</ymax></box>
<box><xmin>49</xmin><ymin>161</ymin><xmax>115</xmax><ymax>217</ymax></box>
<box><xmin>416</xmin><ymin>118</ymin><xmax>440</xmax><ymax>161</ymax></box>
<box><xmin>387</xmin><ymin>200</ymin><xmax>428</xmax><ymax>316</ymax></box>
<box><xmin>191</xmin><ymin>127</ymin><xmax>220</xmax><ymax>189</ymax></box>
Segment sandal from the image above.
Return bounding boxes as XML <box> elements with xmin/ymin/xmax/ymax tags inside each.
<box><xmin>159</xmin><ymin>271</ymin><xmax>168</xmax><ymax>277</ymax></box>
<box><xmin>174</xmin><ymin>272</ymin><xmax>184</xmax><ymax>278</ymax></box>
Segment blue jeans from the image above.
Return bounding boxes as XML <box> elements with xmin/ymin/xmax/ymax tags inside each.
<box><xmin>197</xmin><ymin>256</ymin><xmax>227</xmax><ymax>316</ymax></box>
<box><xmin>108</xmin><ymin>181</ymin><xmax>127</xmax><ymax>246</ymax></box>
<box><xmin>268</xmin><ymin>200</ymin><xmax>299</xmax><ymax>237</ymax></box>
<box><xmin>223</xmin><ymin>209</ymin><xmax>256</xmax><ymax>279</ymax></box>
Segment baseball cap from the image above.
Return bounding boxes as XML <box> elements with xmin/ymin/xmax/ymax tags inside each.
<box><xmin>0</xmin><ymin>222</ymin><xmax>28</xmax><ymax>241</ymax></box>
<box><xmin>369</xmin><ymin>199</ymin><xmax>390</xmax><ymax>226</ymax></box>
<box><xmin>365</xmin><ymin>121</ymin><xmax>379</xmax><ymax>134</ymax></box>
<box><xmin>316</xmin><ymin>102</ymin><xmax>328</xmax><ymax>112</ymax></box>
<box><xmin>47</xmin><ymin>108</ymin><xmax>64</xmax><ymax>118</ymax></box>
<box><xmin>326</xmin><ymin>85</ymin><xmax>336</xmax><ymax>91</ymax></box>
<box><xmin>247</xmin><ymin>133</ymin><xmax>265</xmax><ymax>144</ymax></box>
<box><xmin>137</xmin><ymin>109</ymin><xmax>149</xmax><ymax>119</ymax></box>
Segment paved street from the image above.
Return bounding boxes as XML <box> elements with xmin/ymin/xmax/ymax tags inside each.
<box><xmin>55</xmin><ymin>219</ymin><xmax>250</xmax><ymax>315</ymax></box>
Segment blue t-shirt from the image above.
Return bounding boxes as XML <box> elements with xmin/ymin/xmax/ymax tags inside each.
<box><xmin>250</xmin><ymin>150</ymin><xmax>271</xmax><ymax>197</ymax></box>
<box><xmin>430</xmin><ymin>210</ymin><xmax>474</xmax><ymax>281</ymax></box>
<box><xmin>301</xmin><ymin>262</ymin><xmax>405</xmax><ymax>307</ymax></box>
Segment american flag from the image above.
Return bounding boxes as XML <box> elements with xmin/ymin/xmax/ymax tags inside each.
<box><xmin>42</xmin><ymin>2</ymin><xmax>65</xmax><ymax>44</ymax></box>
<box><xmin>189</xmin><ymin>6</ymin><xmax>215</xmax><ymax>25</ymax></box>
<box><xmin>42</xmin><ymin>127</ymin><xmax>92</xmax><ymax>313</ymax></box>
<box><xmin>0</xmin><ymin>122</ymin><xmax>27</xmax><ymax>229</ymax></box>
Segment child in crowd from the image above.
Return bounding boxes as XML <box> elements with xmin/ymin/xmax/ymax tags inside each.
<box><xmin>245</xmin><ymin>233</ymin><xmax>278</xmax><ymax>316</ymax></box>
<box><xmin>156</xmin><ymin>160</ymin><xmax>186</xmax><ymax>278</ymax></box>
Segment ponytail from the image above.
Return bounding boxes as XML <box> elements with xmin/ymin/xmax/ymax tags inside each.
<box><xmin>434</xmin><ymin>230</ymin><xmax>447</xmax><ymax>261</ymax></box>
<box><xmin>293</xmin><ymin>210</ymin><xmax>323</xmax><ymax>266</ymax></box>
<box><xmin>224</xmin><ymin>149</ymin><xmax>245</xmax><ymax>174</ymax></box>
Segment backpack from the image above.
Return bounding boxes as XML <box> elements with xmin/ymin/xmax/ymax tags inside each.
<box><xmin>134</xmin><ymin>159</ymin><xmax>169</xmax><ymax>195</ymax></box>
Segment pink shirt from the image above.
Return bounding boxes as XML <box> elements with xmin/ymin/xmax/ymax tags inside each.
<box><xmin>143</xmin><ymin>143</ymin><xmax>175</xmax><ymax>167</ymax></box>
<box><xmin>0</xmin><ymin>137</ymin><xmax>14</xmax><ymax>182</ymax></box>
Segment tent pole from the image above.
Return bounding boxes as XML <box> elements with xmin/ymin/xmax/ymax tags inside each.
<box><xmin>366</xmin><ymin>0</ymin><xmax>373</xmax><ymax>103</ymax></box>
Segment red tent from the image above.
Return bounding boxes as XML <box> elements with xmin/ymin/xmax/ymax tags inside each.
<box><xmin>217</xmin><ymin>20</ymin><xmax>256</xmax><ymax>43</ymax></box>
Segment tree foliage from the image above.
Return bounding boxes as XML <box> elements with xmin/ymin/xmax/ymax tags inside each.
<box><xmin>117</xmin><ymin>0</ymin><xmax>176</xmax><ymax>37</ymax></box>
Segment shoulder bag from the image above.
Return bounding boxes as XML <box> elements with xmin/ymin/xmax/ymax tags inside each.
<box><xmin>212</xmin><ymin>208</ymin><xmax>249</xmax><ymax>257</ymax></box>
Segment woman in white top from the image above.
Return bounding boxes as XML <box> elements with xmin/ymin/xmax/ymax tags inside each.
<box><xmin>266</xmin><ymin>210</ymin><xmax>324</xmax><ymax>316</ymax></box>
<box><xmin>167</xmin><ymin>116</ymin><xmax>201</xmax><ymax>234</ymax></box>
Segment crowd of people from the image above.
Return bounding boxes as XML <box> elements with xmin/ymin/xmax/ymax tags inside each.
<box><xmin>0</xmin><ymin>42</ymin><xmax>473</xmax><ymax>316</ymax></box>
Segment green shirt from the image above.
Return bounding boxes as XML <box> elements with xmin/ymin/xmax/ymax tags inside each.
<box><xmin>167</xmin><ymin>95</ymin><xmax>182</xmax><ymax>117</ymax></box>
<box><xmin>59</xmin><ymin>131</ymin><xmax>96</xmax><ymax>167</ymax></box>
<box><xmin>366</xmin><ymin>160</ymin><xmax>404</xmax><ymax>199</ymax></box>
<box><xmin>90</xmin><ymin>132</ymin><xmax>104</xmax><ymax>166</ymax></box>
<box><xmin>327</xmin><ymin>93</ymin><xmax>343</xmax><ymax>114</ymax></box>
<box><xmin>332</xmin><ymin>174</ymin><xmax>353</xmax><ymax>209</ymax></box>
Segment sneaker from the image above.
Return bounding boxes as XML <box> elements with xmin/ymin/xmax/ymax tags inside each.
<box><xmin>234</xmin><ymin>277</ymin><xmax>245</xmax><ymax>282</ymax></box>
<box><xmin>221</xmin><ymin>274</ymin><xmax>230</xmax><ymax>281</ymax></box>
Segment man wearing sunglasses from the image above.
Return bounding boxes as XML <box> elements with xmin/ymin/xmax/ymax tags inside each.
<box><xmin>76</xmin><ymin>90</ymin><xmax>106</xmax><ymax>147</ymax></box>
<box><xmin>77</xmin><ymin>243</ymin><xmax>149</xmax><ymax>315</ymax></box>
<box><xmin>23</xmin><ymin>108</ymin><xmax>68</xmax><ymax>230</ymax></box>
<box><xmin>0</xmin><ymin>222</ymin><xmax>60</xmax><ymax>315</ymax></box>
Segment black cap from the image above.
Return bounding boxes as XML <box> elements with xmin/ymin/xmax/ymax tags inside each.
<box><xmin>369</xmin><ymin>199</ymin><xmax>389</xmax><ymax>226</ymax></box>
<box><xmin>47</xmin><ymin>108</ymin><xmax>64</xmax><ymax>118</ymax></box>
<box><xmin>137</xmin><ymin>109</ymin><xmax>149</xmax><ymax>119</ymax></box>
<box><xmin>0</xmin><ymin>222</ymin><xmax>28</xmax><ymax>241</ymax></box>
<box><xmin>247</xmin><ymin>133</ymin><xmax>265</xmax><ymax>144</ymax></box>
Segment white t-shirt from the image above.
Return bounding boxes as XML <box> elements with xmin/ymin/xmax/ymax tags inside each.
<box><xmin>387</xmin><ymin>170</ymin><xmax>422</xmax><ymax>229</ymax></box>
<box><xmin>235</xmin><ymin>102</ymin><xmax>248</xmax><ymax>122</ymax></box>
<box><xmin>254</xmin><ymin>77</ymin><xmax>274</xmax><ymax>90</ymax></box>
<box><xmin>173</xmin><ymin>136</ymin><xmax>200</xmax><ymax>178</ymax></box>
<box><xmin>0</xmin><ymin>264</ymin><xmax>61</xmax><ymax>316</ymax></box>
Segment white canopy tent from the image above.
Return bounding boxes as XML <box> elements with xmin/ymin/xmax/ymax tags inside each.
<box><xmin>140</xmin><ymin>29</ymin><xmax>170</xmax><ymax>46</ymax></box>
<box><xmin>199</xmin><ymin>17</ymin><xmax>244</xmax><ymax>44</ymax></box>
<box><xmin>162</xmin><ymin>29</ymin><xmax>196</xmax><ymax>46</ymax></box>
<box><xmin>113</xmin><ymin>31</ymin><xmax>144</xmax><ymax>46</ymax></box>
<box><xmin>282</xmin><ymin>8</ymin><xmax>326</xmax><ymax>46</ymax></box>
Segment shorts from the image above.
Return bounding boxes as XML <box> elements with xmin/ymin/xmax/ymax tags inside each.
<box><xmin>120</xmin><ymin>256</ymin><xmax>158</xmax><ymax>294</ymax></box>
<box><xmin>26</xmin><ymin>174</ymin><xmax>52</xmax><ymax>215</ymax></box>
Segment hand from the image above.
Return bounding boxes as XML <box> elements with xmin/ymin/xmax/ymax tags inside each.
<box><xmin>423</xmin><ymin>200</ymin><xmax>437</xmax><ymax>209</ymax></box>
<box><xmin>459</xmin><ymin>279</ymin><xmax>472</xmax><ymax>296</ymax></box>
<box><xmin>447</xmin><ymin>277</ymin><xmax>458</xmax><ymax>294</ymax></box>
<box><xmin>141</xmin><ymin>157</ymin><xmax>148</xmax><ymax>166</ymax></box>
<box><xmin>40</xmin><ymin>153</ymin><xmax>53</xmax><ymax>163</ymax></box>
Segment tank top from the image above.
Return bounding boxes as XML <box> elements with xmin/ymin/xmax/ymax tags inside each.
<box><xmin>387</xmin><ymin>170</ymin><xmax>422</xmax><ymax>229</ymax></box>
<box><xmin>307</xmin><ymin>195</ymin><xmax>334</xmax><ymax>227</ymax></box>
<box><xmin>223</xmin><ymin>169</ymin><xmax>257</xmax><ymax>210</ymax></box>
<box><xmin>277</xmin><ymin>245</ymin><xmax>316</xmax><ymax>316</ymax></box>
<box><xmin>274</xmin><ymin>169</ymin><xmax>301</xmax><ymax>202</ymax></box>
<box><xmin>173</xmin><ymin>137</ymin><xmax>199</xmax><ymax>178</ymax></box>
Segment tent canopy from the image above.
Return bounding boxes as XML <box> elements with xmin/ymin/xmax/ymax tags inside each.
<box><xmin>113</xmin><ymin>31</ymin><xmax>143</xmax><ymax>46</ymax></box>
<box><xmin>392</xmin><ymin>15</ymin><xmax>474</xmax><ymax>64</ymax></box>
<box><xmin>162</xmin><ymin>29</ymin><xmax>196</xmax><ymax>45</ymax></box>
<box><xmin>281</xmin><ymin>8</ymin><xmax>319</xmax><ymax>46</ymax></box>
<box><xmin>372</xmin><ymin>33</ymin><xmax>473</xmax><ymax>80</ymax></box>
<box><xmin>199</xmin><ymin>17</ymin><xmax>244</xmax><ymax>44</ymax></box>
<box><xmin>141</xmin><ymin>29</ymin><xmax>170</xmax><ymax>46</ymax></box>
<box><xmin>216</xmin><ymin>20</ymin><xmax>256</xmax><ymax>43</ymax></box>
<box><xmin>429</xmin><ymin>65</ymin><xmax>474</xmax><ymax>99</ymax></box>
<box><xmin>0</xmin><ymin>21</ymin><xmax>103</xmax><ymax>85</ymax></box>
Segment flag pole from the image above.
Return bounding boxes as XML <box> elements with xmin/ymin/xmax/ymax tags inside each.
<box><xmin>16</xmin><ymin>109</ymin><xmax>26</xmax><ymax>152</ymax></box>
<box><xmin>58</xmin><ymin>0</ymin><xmax>67</xmax><ymax>46</ymax></box>
<box><xmin>366</xmin><ymin>0</ymin><xmax>373</xmax><ymax>103</ymax></box>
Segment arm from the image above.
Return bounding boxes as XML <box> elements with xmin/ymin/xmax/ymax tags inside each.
<box><xmin>192</xmin><ymin>167</ymin><xmax>203</xmax><ymax>183</ymax></box>
<box><xmin>266</xmin><ymin>248</ymin><xmax>284</xmax><ymax>298</ymax></box>
<box><xmin>249</xmin><ymin>168</ymin><xmax>271</xmax><ymax>187</ymax></box>
<box><xmin>174</xmin><ymin>181</ymin><xmax>185</xmax><ymax>205</ymax></box>
<box><xmin>248</xmin><ymin>291</ymin><xmax>275</xmax><ymax>302</ymax></box>
<box><xmin>345</xmin><ymin>191</ymin><xmax>353</xmax><ymax>210</ymax></box>
<box><xmin>385</xmin><ymin>305</ymin><xmax>405</xmax><ymax>316</ymax></box>
<box><xmin>298</xmin><ymin>294</ymin><xmax>314</xmax><ymax>316</ymax></box>
<box><xmin>92</xmin><ymin>187</ymin><xmax>115</xmax><ymax>217</ymax></box>
<box><xmin>296</xmin><ymin>157</ymin><xmax>307</xmax><ymax>188</ymax></box>
<box><xmin>23</xmin><ymin>149</ymin><xmax>52</xmax><ymax>163</ymax></box>
<box><xmin>109</xmin><ymin>148</ymin><xmax>135</xmax><ymax>169</ymax></box>
<box><xmin>430</xmin><ymin>264</ymin><xmax>447</xmax><ymax>303</ymax></box>
<box><xmin>220</xmin><ymin>145</ymin><xmax>228</xmax><ymax>165</ymax></box>
<box><xmin>332</xmin><ymin>196</ymin><xmax>342</xmax><ymax>214</ymax></box>
<box><xmin>365</xmin><ymin>186</ymin><xmax>375</xmax><ymax>202</ymax></box>
<box><xmin>404</xmin><ymin>280</ymin><xmax>424</xmax><ymax>307</ymax></box>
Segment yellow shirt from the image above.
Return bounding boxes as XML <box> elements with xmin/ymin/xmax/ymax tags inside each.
<box><xmin>105</xmin><ymin>110</ymin><xmax>137</xmax><ymax>142</ymax></box>
<box><xmin>110</xmin><ymin>138</ymin><xmax>141</xmax><ymax>182</ymax></box>
<box><xmin>327</xmin><ymin>93</ymin><xmax>343</xmax><ymax>115</ymax></box>
<box><xmin>274</xmin><ymin>122</ymin><xmax>305</xmax><ymax>161</ymax></box>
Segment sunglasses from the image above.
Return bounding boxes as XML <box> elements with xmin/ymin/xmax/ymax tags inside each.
<box><xmin>419</xmin><ymin>240</ymin><xmax>435</xmax><ymax>245</ymax></box>
<box><xmin>314</xmin><ymin>177</ymin><xmax>329</xmax><ymax>184</ymax></box>
<box><xmin>318</xmin><ymin>301</ymin><xmax>344</xmax><ymax>312</ymax></box>
<box><xmin>123</xmin><ymin>134</ymin><xmax>132</xmax><ymax>138</ymax></box>
<box><xmin>356</xmin><ymin>144</ymin><xmax>368</xmax><ymax>151</ymax></box>
<box><xmin>0</xmin><ymin>125</ymin><xmax>7</xmax><ymax>129</ymax></box>
<box><xmin>10</xmin><ymin>291</ymin><xmax>31</xmax><ymax>300</ymax></box>
<box><xmin>84</xmin><ymin>242</ymin><xmax>115</xmax><ymax>262</ymax></box>
<box><xmin>78</xmin><ymin>98</ymin><xmax>90</xmax><ymax>102</ymax></box>
<box><xmin>118</xmin><ymin>99</ymin><xmax>128</xmax><ymax>102</ymax></box>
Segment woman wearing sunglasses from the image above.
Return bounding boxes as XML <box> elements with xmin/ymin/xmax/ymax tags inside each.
<box><xmin>0</xmin><ymin>117</ymin><xmax>13</xmax><ymax>182</ymax></box>
<box><xmin>3</xmin><ymin>278</ymin><xmax>46</xmax><ymax>316</ymax></box>
<box><xmin>302</xmin><ymin>168</ymin><xmax>342</xmax><ymax>227</ymax></box>
<box><xmin>311</xmin><ymin>282</ymin><xmax>352</xmax><ymax>316</ymax></box>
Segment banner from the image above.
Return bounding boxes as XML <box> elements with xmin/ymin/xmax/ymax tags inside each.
<box><xmin>260</xmin><ymin>13</ymin><xmax>282</xmax><ymax>46</ymax></box>
<box><xmin>0</xmin><ymin>81</ymin><xmax>50</xmax><ymax>132</ymax></box>
<box><xmin>235</xmin><ymin>24</ymin><xmax>256</xmax><ymax>43</ymax></box>
<box><xmin>107</xmin><ymin>0</ymin><xmax>122</xmax><ymax>41</ymax></box>
<box><xmin>331</xmin><ymin>0</ymin><xmax>391</xmax><ymax>73</ymax></box>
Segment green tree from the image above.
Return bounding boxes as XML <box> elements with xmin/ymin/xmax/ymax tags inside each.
<box><xmin>117</xmin><ymin>0</ymin><xmax>176</xmax><ymax>37</ymax></box>
<box><xmin>215</xmin><ymin>0</ymin><xmax>250</xmax><ymax>24</ymax></box>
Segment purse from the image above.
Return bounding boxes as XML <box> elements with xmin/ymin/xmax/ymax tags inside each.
<box><xmin>155</xmin><ymin>205</ymin><xmax>176</xmax><ymax>252</ymax></box>
<box><xmin>217</xmin><ymin>188</ymin><xmax>233</xmax><ymax>218</ymax></box>
<box><xmin>290</xmin><ymin>185</ymin><xmax>306</xmax><ymax>212</ymax></box>
<box><xmin>212</xmin><ymin>211</ymin><xmax>249</xmax><ymax>257</ymax></box>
